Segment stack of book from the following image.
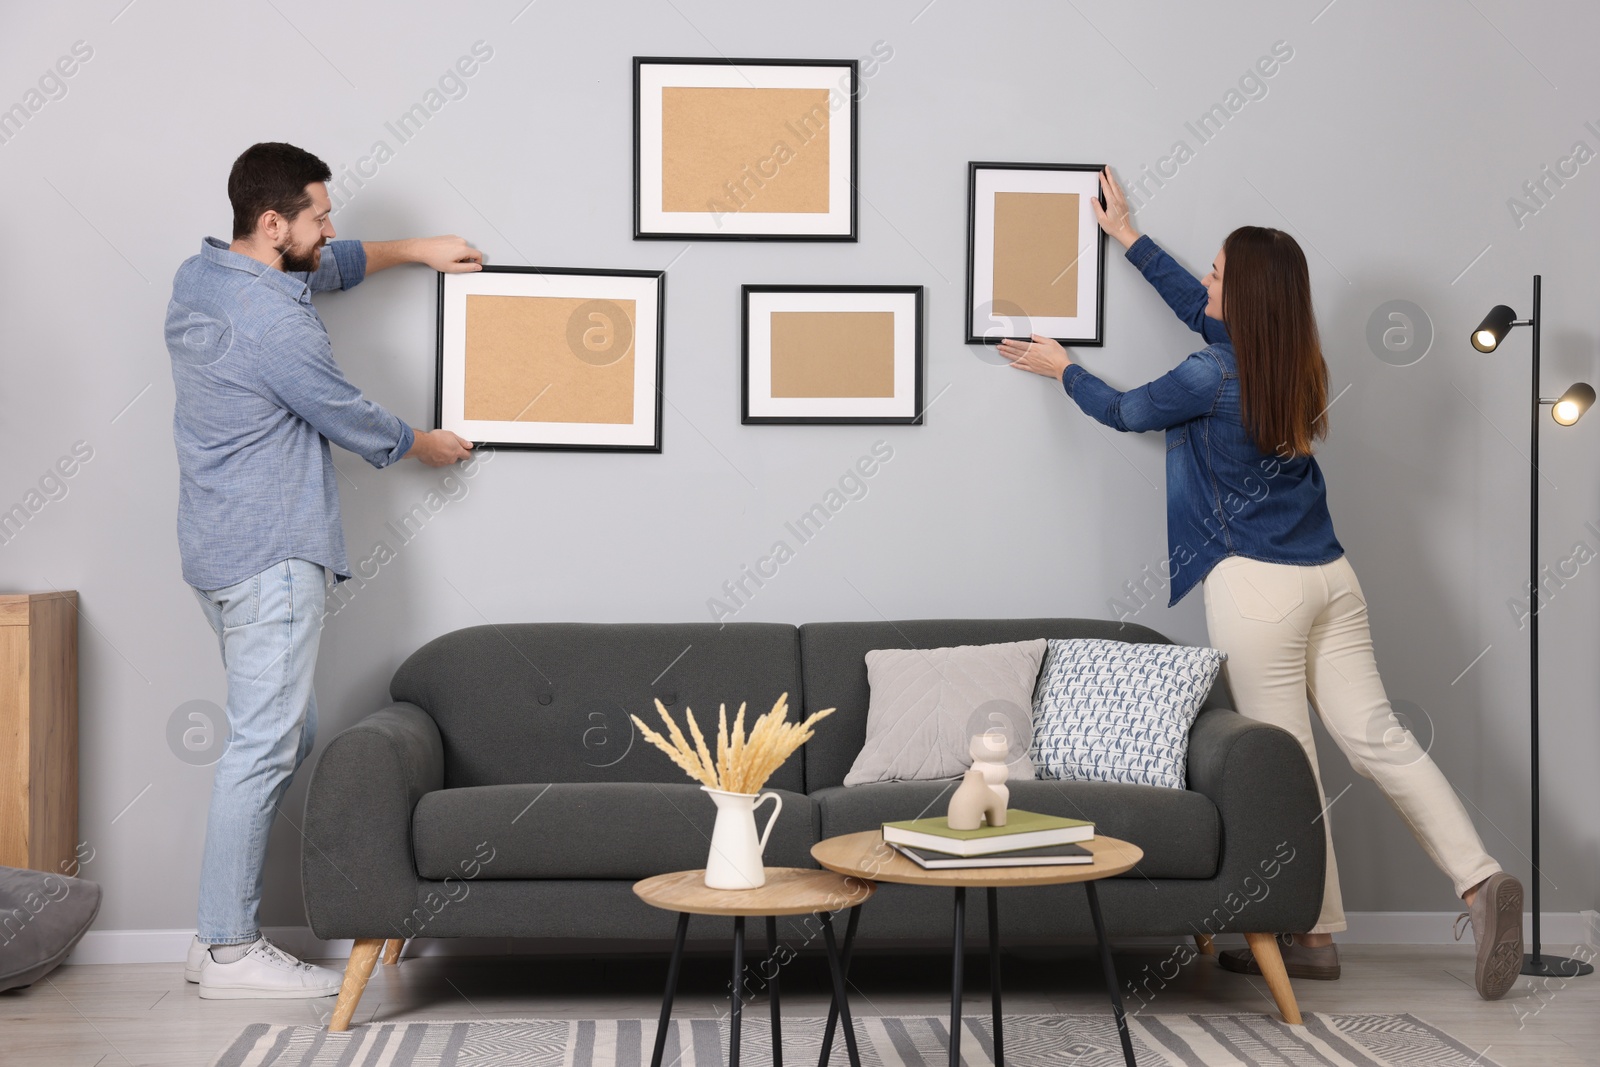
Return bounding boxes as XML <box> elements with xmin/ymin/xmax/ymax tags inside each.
<box><xmin>881</xmin><ymin>810</ymin><xmax>1095</xmax><ymax>869</ymax></box>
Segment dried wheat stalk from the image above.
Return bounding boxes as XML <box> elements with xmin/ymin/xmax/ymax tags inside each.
<box><xmin>630</xmin><ymin>693</ymin><xmax>835</xmax><ymax>793</ymax></box>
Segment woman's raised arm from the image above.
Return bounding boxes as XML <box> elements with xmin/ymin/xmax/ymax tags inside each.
<box><xmin>1094</xmin><ymin>168</ymin><xmax>1228</xmax><ymax>345</ymax></box>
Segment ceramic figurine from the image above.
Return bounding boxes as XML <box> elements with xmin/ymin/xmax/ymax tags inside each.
<box><xmin>946</xmin><ymin>733</ymin><xmax>1011</xmax><ymax>830</ymax></box>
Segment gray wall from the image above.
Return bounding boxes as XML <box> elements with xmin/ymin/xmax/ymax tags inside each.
<box><xmin>2</xmin><ymin>0</ymin><xmax>1596</xmax><ymax>936</ymax></box>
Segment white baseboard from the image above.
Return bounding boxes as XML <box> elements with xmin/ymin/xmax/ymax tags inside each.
<box><xmin>64</xmin><ymin>912</ymin><xmax>1600</xmax><ymax>966</ymax></box>
<box><xmin>64</xmin><ymin>926</ymin><xmax>348</xmax><ymax>966</ymax></box>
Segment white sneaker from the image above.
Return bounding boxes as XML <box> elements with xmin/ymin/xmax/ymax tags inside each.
<box><xmin>185</xmin><ymin>936</ymin><xmax>208</xmax><ymax>983</ymax></box>
<box><xmin>197</xmin><ymin>938</ymin><xmax>342</xmax><ymax>1000</ymax></box>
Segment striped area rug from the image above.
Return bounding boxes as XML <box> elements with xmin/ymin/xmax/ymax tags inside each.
<box><xmin>211</xmin><ymin>1013</ymin><xmax>1503</xmax><ymax>1067</ymax></box>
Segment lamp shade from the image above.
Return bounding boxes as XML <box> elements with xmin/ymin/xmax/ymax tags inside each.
<box><xmin>1552</xmin><ymin>383</ymin><xmax>1595</xmax><ymax>426</ymax></box>
<box><xmin>1472</xmin><ymin>304</ymin><xmax>1519</xmax><ymax>352</ymax></box>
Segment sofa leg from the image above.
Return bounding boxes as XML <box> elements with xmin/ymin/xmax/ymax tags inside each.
<box><xmin>329</xmin><ymin>939</ymin><xmax>384</xmax><ymax>1032</ymax></box>
<box><xmin>1243</xmin><ymin>932</ymin><xmax>1303</xmax><ymax>1025</ymax></box>
<box><xmin>382</xmin><ymin>939</ymin><xmax>404</xmax><ymax>965</ymax></box>
<box><xmin>1194</xmin><ymin>934</ymin><xmax>1215</xmax><ymax>957</ymax></box>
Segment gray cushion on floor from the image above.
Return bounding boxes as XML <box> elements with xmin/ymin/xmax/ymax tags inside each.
<box><xmin>0</xmin><ymin>867</ymin><xmax>101</xmax><ymax>991</ymax></box>
<box><xmin>811</xmin><ymin>778</ymin><xmax>1220</xmax><ymax>879</ymax></box>
<box><xmin>412</xmin><ymin>783</ymin><xmax>820</xmax><ymax>880</ymax></box>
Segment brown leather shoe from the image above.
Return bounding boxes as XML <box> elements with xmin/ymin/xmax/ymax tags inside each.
<box><xmin>1455</xmin><ymin>872</ymin><xmax>1523</xmax><ymax>1000</ymax></box>
<box><xmin>1218</xmin><ymin>934</ymin><xmax>1341</xmax><ymax>980</ymax></box>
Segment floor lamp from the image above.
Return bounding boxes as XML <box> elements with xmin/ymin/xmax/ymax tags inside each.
<box><xmin>1471</xmin><ymin>275</ymin><xmax>1597</xmax><ymax>979</ymax></box>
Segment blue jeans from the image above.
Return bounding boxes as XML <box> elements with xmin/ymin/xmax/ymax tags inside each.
<box><xmin>191</xmin><ymin>558</ymin><xmax>327</xmax><ymax>944</ymax></box>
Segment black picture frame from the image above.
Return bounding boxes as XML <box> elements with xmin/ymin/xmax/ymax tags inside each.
<box><xmin>741</xmin><ymin>284</ymin><xmax>924</xmax><ymax>425</ymax></box>
<box><xmin>435</xmin><ymin>264</ymin><xmax>666</xmax><ymax>453</ymax></box>
<box><xmin>634</xmin><ymin>56</ymin><xmax>859</xmax><ymax>241</ymax></box>
<box><xmin>965</xmin><ymin>161</ymin><xmax>1107</xmax><ymax>346</ymax></box>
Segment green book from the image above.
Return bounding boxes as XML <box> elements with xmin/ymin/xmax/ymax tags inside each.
<box><xmin>882</xmin><ymin>809</ymin><xmax>1094</xmax><ymax>857</ymax></box>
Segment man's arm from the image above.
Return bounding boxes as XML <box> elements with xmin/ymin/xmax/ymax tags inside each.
<box><xmin>363</xmin><ymin>236</ymin><xmax>484</xmax><ymax>275</ymax></box>
<box><xmin>258</xmin><ymin>315</ymin><xmax>473</xmax><ymax>468</ymax></box>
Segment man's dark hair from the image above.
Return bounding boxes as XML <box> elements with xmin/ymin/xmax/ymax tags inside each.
<box><xmin>227</xmin><ymin>142</ymin><xmax>332</xmax><ymax>239</ymax></box>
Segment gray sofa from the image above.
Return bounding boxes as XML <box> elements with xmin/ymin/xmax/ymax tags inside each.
<box><xmin>303</xmin><ymin>618</ymin><xmax>1325</xmax><ymax>1029</ymax></box>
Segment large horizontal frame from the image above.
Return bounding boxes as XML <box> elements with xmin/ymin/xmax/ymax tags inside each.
<box><xmin>634</xmin><ymin>56</ymin><xmax>859</xmax><ymax>242</ymax></box>
<box><xmin>435</xmin><ymin>264</ymin><xmax>666</xmax><ymax>453</ymax></box>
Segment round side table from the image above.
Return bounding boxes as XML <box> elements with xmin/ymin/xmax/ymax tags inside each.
<box><xmin>634</xmin><ymin>867</ymin><xmax>875</xmax><ymax>1067</ymax></box>
<box><xmin>812</xmin><ymin>831</ymin><xmax>1145</xmax><ymax>1067</ymax></box>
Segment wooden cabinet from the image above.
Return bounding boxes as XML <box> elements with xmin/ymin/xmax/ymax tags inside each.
<box><xmin>0</xmin><ymin>591</ymin><xmax>78</xmax><ymax>873</ymax></box>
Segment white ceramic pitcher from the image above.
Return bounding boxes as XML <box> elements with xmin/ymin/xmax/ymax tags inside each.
<box><xmin>702</xmin><ymin>786</ymin><xmax>783</xmax><ymax>889</ymax></box>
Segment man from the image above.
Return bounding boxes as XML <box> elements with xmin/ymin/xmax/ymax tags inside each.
<box><xmin>165</xmin><ymin>142</ymin><xmax>480</xmax><ymax>999</ymax></box>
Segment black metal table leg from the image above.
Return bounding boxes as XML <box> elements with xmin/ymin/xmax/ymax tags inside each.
<box><xmin>731</xmin><ymin>916</ymin><xmax>746</xmax><ymax>1067</ymax></box>
<box><xmin>820</xmin><ymin>910</ymin><xmax>863</xmax><ymax>1067</ymax></box>
<box><xmin>767</xmin><ymin>916</ymin><xmax>782</xmax><ymax>1067</ymax></box>
<box><xmin>987</xmin><ymin>887</ymin><xmax>1003</xmax><ymax>1067</ymax></box>
<box><xmin>1084</xmin><ymin>882</ymin><xmax>1136</xmax><ymax>1067</ymax></box>
<box><xmin>817</xmin><ymin>902</ymin><xmax>862</xmax><ymax>1067</ymax></box>
<box><xmin>650</xmin><ymin>912</ymin><xmax>691</xmax><ymax>1067</ymax></box>
<box><xmin>950</xmin><ymin>887</ymin><xmax>966</xmax><ymax>1067</ymax></box>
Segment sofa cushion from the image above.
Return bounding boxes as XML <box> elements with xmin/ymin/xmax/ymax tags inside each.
<box><xmin>845</xmin><ymin>640</ymin><xmax>1046</xmax><ymax>786</ymax></box>
<box><xmin>810</xmin><ymin>779</ymin><xmax>1220</xmax><ymax>879</ymax></box>
<box><xmin>1032</xmin><ymin>638</ymin><xmax>1225</xmax><ymax>789</ymax></box>
<box><xmin>799</xmin><ymin>620</ymin><xmax>1233</xmax><ymax>791</ymax></box>
<box><xmin>390</xmin><ymin>623</ymin><xmax>804</xmax><ymax>790</ymax></box>
<box><xmin>412</xmin><ymin>783</ymin><xmax>819</xmax><ymax>880</ymax></box>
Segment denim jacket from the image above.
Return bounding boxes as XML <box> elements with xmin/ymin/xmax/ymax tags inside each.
<box><xmin>1060</xmin><ymin>235</ymin><xmax>1343</xmax><ymax>605</ymax></box>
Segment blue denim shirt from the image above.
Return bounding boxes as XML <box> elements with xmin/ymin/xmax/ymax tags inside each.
<box><xmin>1061</xmin><ymin>235</ymin><xmax>1343</xmax><ymax>605</ymax></box>
<box><xmin>166</xmin><ymin>238</ymin><xmax>414</xmax><ymax>589</ymax></box>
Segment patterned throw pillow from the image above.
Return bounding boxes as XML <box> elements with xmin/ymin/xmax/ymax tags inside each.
<box><xmin>1030</xmin><ymin>638</ymin><xmax>1225</xmax><ymax>789</ymax></box>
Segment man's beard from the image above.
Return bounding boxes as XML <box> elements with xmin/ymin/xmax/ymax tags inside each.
<box><xmin>277</xmin><ymin>238</ymin><xmax>323</xmax><ymax>273</ymax></box>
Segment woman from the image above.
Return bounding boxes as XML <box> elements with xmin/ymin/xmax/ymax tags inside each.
<box><xmin>1000</xmin><ymin>168</ymin><xmax>1524</xmax><ymax>1001</ymax></box>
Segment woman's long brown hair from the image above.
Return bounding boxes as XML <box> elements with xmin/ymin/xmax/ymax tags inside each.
<box><xmin>1220</xmin><ymin>226</ymin><xmax>1329</xmax><ymax>457</ymax></box>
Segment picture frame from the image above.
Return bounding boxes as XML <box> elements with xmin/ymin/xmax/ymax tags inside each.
<box><xmin>742</xmin><ymin>285</ymin><xmax>924</xmax><ymax>425</ymax></box>
<box><xmin>634</xmin><ymin>57</ymin><xmax>858</xmax><ymax>241</ymax></box>
<box><xmin>435</xmin><ymin>265</ymin><xmax>665</xmax><ymax>452</ymax></box>
<box><xmin>965</xmin><ymin>162</ymin><xmax>1107</xmax><ymax>346</ymax></box>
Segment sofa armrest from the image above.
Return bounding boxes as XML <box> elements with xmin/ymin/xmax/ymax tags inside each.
<box><xmin>301</xmin><ymin>702</ymin><xmax>443</xmax><ymax>940</ymax></box>
<box><xmin>1185</xmin><ymin>707</ymin><xmax>1327</xmax><ymax>933</ymax></box>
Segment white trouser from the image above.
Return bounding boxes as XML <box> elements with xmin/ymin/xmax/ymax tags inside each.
<box><xmin>1202</xmin><ymin>554</ymin><xmax>1501</xmax><ymax>934</ymax></box>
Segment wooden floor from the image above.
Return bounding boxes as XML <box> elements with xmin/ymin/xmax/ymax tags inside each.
<box><xmin>3</xmin><ymin>942</ymin><xmax>1596</xmax><ymax>1066</ymax></box>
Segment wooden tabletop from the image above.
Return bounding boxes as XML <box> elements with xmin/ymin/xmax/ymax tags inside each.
<box><xmin>811</xmin><ymin>831</ymin><xmax>1144</xmax><ymax>888</ymax></box>
<box><xmin>634</xmin><ymin>867</ymin><xmax>876</xmax><ymax>916</ymax></box>
<box><xmin>0</xmin><ymin>591</ymin><xmax>76</xmax><ymax>625</ymax></box>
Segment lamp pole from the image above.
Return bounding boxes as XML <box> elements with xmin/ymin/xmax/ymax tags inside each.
<box><xmin>1527</xmin><ymin>274</ymin><xmax>1544</xmax><ymax>973</ymax></box>
<box><xmin>1521</xmin><ymin>275</ymin><xmax>1593</xmax><ymax>978</ymax></box>
<box><xmin>1475</xmin><ymin>277</ymin><xmax>1594</xmax><ymax>978</ymax></box>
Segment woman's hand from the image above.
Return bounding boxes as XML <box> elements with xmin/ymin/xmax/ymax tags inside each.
<box><xmin>998</xmin><ymin>334</ymin><xmax>1072</xmax><ymax>379</ymax></box>
<box><xmin>1092</xmin><ymin>166</ymin><xmax>1140</xmax><ymax>250</ymax></box>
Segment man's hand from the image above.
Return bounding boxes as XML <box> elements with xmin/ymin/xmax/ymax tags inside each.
<box><xmin>364</xmin><ymin>236</ymin><xmax>484</xmax><ymax>274</ymax></box>
<box><xmin>998</xmin><ymin>334</ymin><xmax>1072</xmax><ymax>379</ymax></box>
<box><xmin>409</xmin><ymin>235</ymin><xmax>484</xmax><ymax>273</ymax></box>
<box><xmin>407</xmin><ymin>428</ymin><xmax>474</xmax><ymax>466</ymax></box>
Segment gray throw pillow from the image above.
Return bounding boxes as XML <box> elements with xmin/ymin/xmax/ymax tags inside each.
<box><xmin>0</xmin><ymin>867</ymin><xmax>102</xmax><ymax>991</ymax></box>
<box><xmin>844</xmin><ymin>639</ymin><xmax>1047</xmax><ymax>786</ymax></box>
